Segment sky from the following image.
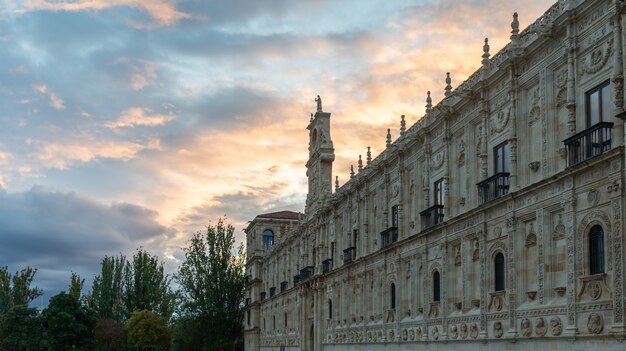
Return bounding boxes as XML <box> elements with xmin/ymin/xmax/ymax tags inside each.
<box><xmin>0</xmin><ymin>0</ymin><xmax>555</xmax><ymax>304</ymax></box>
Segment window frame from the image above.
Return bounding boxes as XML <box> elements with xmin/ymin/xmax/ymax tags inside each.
<box><xmin>493</xmin><ymin>141</ymin><xmax>510</xmax><ymax>174</ymax></box>
<box><xmin>433</xmin><ymin>271</ymin><xmax>441</xmax><ymax>302</ymax></box>
<box><xmin>391</xmin><ymin>205</ymin><xmax>399</xmax><ymax>228</ymax></box>
<box><xmin>262</xmin><ymin>229</ymin><xmax>274</xmax><ymax>251</ymax></box>
<box><xmin>434</xmin><ymin>178</ymin><xmax>444</xmax><ymax>206</ymax></box>
<box><xmin>585</xmin><ymin>80</ymin><xmax>611</xmax><ymax>127</ymax></box>
<box><xmin>589</xmin><ymin>225</ymin><xmax>605</xmax><ymax>275</ymax></box>
<box><xmin>494</xmin><ymin>252</ymin><xmax>505</xmax><ymax>292</ymax></box>
<box><xmin>390</xmin><ymin>283</ymin><xmax>396</xmax><ymax>309</ymax></box>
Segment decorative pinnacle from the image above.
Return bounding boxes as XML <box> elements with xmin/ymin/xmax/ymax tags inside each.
<box><xmin>310</xmin><ymin>113</ymin><xmax>313</xmax><ymax>122</ymax></box>
<box><xmin>445</xmin><ymin>73</ymin><xmax>452</xmax><ymax>97</ymax></box>
<box><xmin>358</xmin><ymin>155</ymin><xmax>363</xmax><ymax>172</ymax></box>
<box><xmin>511</xmin><ymin>12</ymin><xmax>519</xmax><ymax>41</ymax></box>
<box><xmin>386</xmin><ymin>128</ymin><xmax>392</xmax><ymax>147</ymax></box>
<box><xmin>366</xmin><ymin>146</ymin><xmax>372</xmax><ymax>165</ymax></box>
<box><xmin>335</xmin><ymin>176</ymin><xmax>339</xmax><ymax>191</ymax></box>
<box><xmin>482</xmin><ymin>38</ymin><xmax>490</xmax><ymax>66</ymax></box>
<box><xmin>350</xmin><ymin>165</ymin><xmax>355</xmax><ymax>179</ymax></box>
<box><xmin>315</xmin><ymin>95</ymin><xmax>322</xmax><ymax>112</ymax></box>
<box><xmin>426</xmin><ymin>91</ymin><xmax>433</xmax><ymax>113</ymax></box>
<box><xmin>400</xmin><ymin>115</ymin><xmax>406</xmax><ymax>137</ymax></box>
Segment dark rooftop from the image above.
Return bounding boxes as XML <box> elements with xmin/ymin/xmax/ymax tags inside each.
<box><xmin>256</xmin><ymin>211</ymin><xmax>302</xmax><ymax>220</ymax></box>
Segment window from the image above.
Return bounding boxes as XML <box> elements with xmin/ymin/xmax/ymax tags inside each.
<box><xmin>353</xmin><ymin>229</ymin><xmax>358</xmax><ymax>249</ymax></box>
<box><xmin>284</xmin><ymin>312</ymin><xmax>288</xmax><ymax>329</ymax></box>
<box><xmin>434</xmin><ymin>178</ymin><xmax>444</xmax><ymax>206</ymax></box>
<box><xmin>495</xmin><ymin>253</ymin><xmax>505</xmax><ymax>291</ymax></box>
<box><xmin>589</xmin><ymin>225</ymin><xmax>605</xmax><ymax>275</ymax></box>
<box><xmin>390</xmin><ymin>283</ymin><xmax>396</xmax><ymax>309</ymax></box>
<box><xmin>328</xmin><ymin>299</ymin><xmax>333</xmax><ymax>319</ymax></box>
<box><xmin>391</xmin><ymin>205</ymin><xmax>399</xmax><ymax>227</ymax></box>
<box><xmin>263</xmin><ymin>229</ymin><xmax>274</xmax><ymax>250</ymax></box>
<box><xmin>494</xmin><ymin>141</ymin><xmax>510</xmax><ymax>174</ymax></box>
<box><xmin>433</xmin><ymin>271</ymin><xmax>441</xmax><ymax>302</ymax></box>
<box><xmin>586</xmin><ymin>81</ymin><xmax>611</xmax><ymax>127</ymax></box>
<box><xmin>330</xmin><ymin>242</ymin><xmax>336</xmax><ymax>261</ymax></box>
<box><xmin>247</xmin><ymin>310</ymin><xmax>251</xmax><ymax>326</ymax></box>
<box><xmin>273</xmin><ymin>315</ymin><xmax>276</xmax><ymax>329</ymax></box>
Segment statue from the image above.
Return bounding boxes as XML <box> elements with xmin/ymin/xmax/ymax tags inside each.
<box><xmin>315</xmin><ymin>95</ymin><xmax>322</xmax><ymax>112</ymax></box>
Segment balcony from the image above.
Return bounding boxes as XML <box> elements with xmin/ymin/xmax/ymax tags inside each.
<box><xmin>293</xmin><ymin>274</ymin><xmax>300</xmax><ymax>286</ymax></box>
<box><xmin>322</xmin><ymin>258</ymin><xmax>333</xmax><ymax>273</ymax></box>
<box><xmin>380</xmin><ymin>227</ymin><xmax>398</xmax><ymax>249</ymax></box>
<box><xmin>269</xmin><ymin>287</ymin><xmax>276</xmax><ymax>297</ymax></box>
<box><xmin>299</xmin><ymin>266</ymin><xmax>314</xmax><ymax>281</ymax></box>
<box><xmin>477</xmin><ymin>172</ymin><xmax>510</xmax><ymax>204</ymax></box>
<box><xmin>419</xmin><ymin>204</ymin><xmax>444</xmax><ymax>230</ymax></box>
<box><xmin>343</xmin><ymin>247</ymin><xmax>356</xmax><ymax>264</ymax></box>
<box><xmin>280</xmin><ymin>281</ymin><xmax>288</xmax><ymax>292</ymax></box>
<box><xmin>563</xmin><ymin>122</ymin><xmax>614</xmax><ymax>167</ymax></box>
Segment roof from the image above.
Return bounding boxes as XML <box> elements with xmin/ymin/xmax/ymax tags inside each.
<box><xmin>255</xmin><ymin>210</ymin><xmax>302</xmax><ymax>220</ymax></box>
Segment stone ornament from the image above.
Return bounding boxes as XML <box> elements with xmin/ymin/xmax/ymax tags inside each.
<box><xmin>470</xmin><ymin>323</ymin><xmax>479</xmax><ymax>339</ymax></box>
<box><xmin>587</xmin><ymin>189</ymin><xmax>599</xmax><ymax>206</ymax></box>
<box><xmin>402</xmin><ymin>328</ymin><xmax>408</xmax><ymax>341</ymax></box>
<box><xmin>460</xmin><ymin>323</ymin><xmax>468</xmax><ymax>339</ymax></box>
<box><xmin>493</xmin><ymin>321</ymin><xmax>503</xmax><ymax>338</ymax></box>
<box><xmin>550</xmin><ymin>317</ymin><xmax>562</xmax><ymax>336</ymax></box>
<box><xmin>580</xmin><ymin>38</ymin><xmax>613</xmax><ymax>77</ymax></box>
<box><xmin>431</xmin><ymin>150</ymin><xmax>445</xmax><ymax>171</ymax></box>
<box><xmin>409</xmin><ymin>328</ymin><xmax>415</xmax><ymax>341</ymax></box>
<box><xmin>535</xmin><ymin>317</ymin><xmax>547</xmax><ymax>337</ymax></box>
<box><xmin>490</xmin><ymin>107</ymin><xmax>511</xmax><ymax>135</ymax></box>
<box><xmin>415</xmin><ymin>327</ymin><xmax>423</xmax><ymax>340</ymax></box>
<box><xmin>521</xmin><ymin>318</ymin><xmax>532</xmax><ymax>337</ymax></box>
<box><xmin>587</xmin><ymin>313</ymin><xmax>603</xmax><ymax>334</ymax></box>
<box><xmin>450</xmin><ymin>324</ymin><xmax>458</xmax><ymax>339</ymax></box>
<box><xmin>432</xmin><ymin>326</ymin><xmax>439</xmax><ymax>340</ymax></box>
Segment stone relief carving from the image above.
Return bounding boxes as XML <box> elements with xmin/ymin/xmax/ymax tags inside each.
<box><xmin>490</xmin><ymin>107</ymin><xmax>511</xmax><ymax>135</ymax></box>
<box><xmin>580</xmin><ymin>37</ymin><xmax>613</xmax><ymax>77</ymax></box>
<box><xmin>458</xmin><ymin>139</ymin><xmax>466</xmax><ymax>166</ymax></box>
<box><xmin>587</xmin><ymin>313</ymin><xmax>603</xmax><ymax>334</ymax></box>
<box><xmin>528</xmin><ymin>161</ymin><xmax>540</xmax><ymax>172</ymax></box>
<box><xmin>525</xmin><ymin>223</ymin><xmax>537</xmax><ymax>247</ymax></box>
<box><xmin>431</xmin><ymin>150</ymin><xmax>445</xmax><ymax>171</ymax></box>
<box><xmin>550</xmin><ymin>317</ymin><xmax>562</xmax><ymax>336</ymax></box>
<box><xmin>450</xmin><ymin>324</ymin><xmax>458</xmax><ymax>339</ymax></box>
<box><xmin>493</xmin><ymin>321</ymin><xmax>503</xmax><ymax>338</ymax></box>
<box><xmin>587</xmin><ymin>189</ymin><xmax>599</xmax><ymax>206</ymax></box>
<box><xmin>460</xmin><ymin>323</ymin><xmax>468</xmax><ymax>339</ymax></box>
<box><xmin>556</xmin><ymin>87</ymin><xmax>567</xmax><ymax>108</ymax></box>
<box><xmin>470</xmin><ymin>323</ymin><xmax>478</xmax><ymax>339</ymax></box>
<box><xmin>553</xmin><ymin>213</ymin><xmax>565</xmax><ymax>240</ymax></box>
<box><xmin>521</xmin><ymin>318</ymin><xmax>532</xmax><ymax>337</ymax></box>
<box><xmin>409</xmin><ymin>328</ymin><xmax>415</xmax><ymax>341</ymax></box>
<box><xmin>415</xmin><ymin>327</ymin><xmax>422</xmax><ymax>340</ymax></box>
<box><xmin>535</xmin><ymin>317</ymin><xmax>547</xmax><ymax>336</ymax></box>
<box><xmin>432</xmin><ymin>326</ymin><xmax>439</xmax><ymax>340</ymax></box>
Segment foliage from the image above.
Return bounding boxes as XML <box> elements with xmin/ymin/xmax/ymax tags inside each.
<box><xmin>0</xmin><ymin>305</ymin><xmax>46</xmax><ymax>351</ymax></box>
<box><xmin>42</xmin><ymin>291</ymin><xmax>96</xmax><ymax>351</ymax></box>
<box><xmin>0</xmin><ymin>266</ymin><xmax>43</xmax><ymax>314</ymax></box>
<box><xmin>126</xmin><ymin>309</ymin><xmax>170</xmax><ymax>351</ymax></box>
<box><xmin>93</xmin><ymin>318</ymin><xmax>126</xmax><ymax>351</ymax></box>
<box><xmin>69</xmin><ymin>271</ymin><xmax>85</xmax><ymax>301</ymax></box>
<box><xmin>88</xmin><ymin>255</ymin><xmax>126</xmax><ymax>321</ymax></box>
<box><xmin>176</xmin><ymin>218</ymin><xmax>246</xmax><ymax>350</ymax></box>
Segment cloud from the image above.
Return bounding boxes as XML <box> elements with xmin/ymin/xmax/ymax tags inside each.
<box><xmin>21</xmin><ymin>0</ymin><xmax>191</xmax><ymax>26</ymax></box>
<box><xmin>106</xmin><ymin>107</ymin><xmax>175</xmax><ymax>128</ymax></box>
<box><xmin>130</xmin><ymin>60</ymin><xmax>158</xmax><ymax>90</ymax></box>
<box><xmin>32</xmin><ymin>84</ymin><xmax>65</xmax><ymax>110</ymax></box>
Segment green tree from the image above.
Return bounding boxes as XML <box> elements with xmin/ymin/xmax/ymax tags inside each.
<box><xmin>124</xmin><ymin>248</ymin><xmax>177</xmax><ymax>320</ymax></box>
<box><xmin>0</xmin><ymin>266</ymin><xmax>43</xmax><ymax>314</ymax></box>
<box><xmin>88</xmin><ymin>255</ymin><xmax>126</xmax><ymax>321</ymax></box>
<box><xmin>176</xmin><ymin>218</ymin><xmax>246</xmax><ymax>350</ymax></box>
<box><xmin>69</xmin><ymin>271</ymin><xmax>85</xmax><ymax>301</ymax></box>
<box><xmin>126</xmin><ymin>310</ymin><xmax>170</xmax><ymax>351</ymax></box>
<box><xmin>93</xmin><ymin>318</ymin><xmax>126</xmax><ymax>351</ymax></box>
<box><xmin>0</xmin><ymin>305</ymin><xmax>46</xmax><ymax>351</ymax></box>
<box><xmin>43</xmin><ymin>291</ymin><xmax>96</xmax><ymax>351</ymax></box>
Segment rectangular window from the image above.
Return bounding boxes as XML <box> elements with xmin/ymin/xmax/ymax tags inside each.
<box><xmin>494</xmin><ymin>141</ymin><xmax>510</xmax><ymax>174</ymax></box>
<box><xmin>391</xmin><ymin>205</ymin><xmax>399</xmax><ymax>228</ymax></box>
<box><xmin>330</xmin><ymin>242</ymin><xmax>336</xmax><ymax>261</ymax></box>
<box><xmin>586</xmin><ymin>81</ymin><xmax>611</xmax><ymax>127</ymax></box>
<box><xmin>434</xmin><ymin>178</ymin><xmax>444</xmax><ymax>206</ymax></box>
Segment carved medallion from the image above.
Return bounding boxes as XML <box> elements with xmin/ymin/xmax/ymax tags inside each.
<box><xmin>535</xmin><ymin>317</ymin><xmax>547</xmax><ymax>336</ymax></box>
<box><xmin>587</xmin><ymin>313</ymin><xmax>603</xmax><ymax>334</ymax></box>
<box><xmin>415</xmin><ymin>327</ymin><xmax>422</xmax><ymax>340</ymax></box>
<box><xmin>409</xmin><ymin>328</ymin><xmax>415</xmax><ymax>341</ymax></box>
<box><xmin>490</xmin><ymin>107</ymin><xmax>511</xmax><ymax>135</ymax></box>
<box><xmin>587</xmin><ymin>280</ymin><xmax>602</xmax><ymax>300</ymax></box>
<box><xmin>580</xmin><ymin>38</ymin><xmax>613</xmax><ymax>77</ymax></box>
<box><xmin>550</xmin><ymin>317</ymin><xmax>562</xmax><ymax>336</ymax></box>
<box><xmin>470</xmin><ymin>323</ymin><xmax>478</xmax><ymax>339</ymax></box>
<box><xmin>521</xmin><ymin>318</ymin><xmax>532</xmax><ymax>337</ymax></box>
<box><xmin>460</xmin><ymin>323</ymin><xmax>468</xmax><ymax>339</ymax></box>
<box><xmin>431</xmin><ymin>150</ymin><xmax>445</xmax><ymax>171</ymax></box>
<box><xmin>432</xmin><ymin>326</ymin><xmax>439</xmax><ymax>340</ymax></box>
<box><xmin>493</xmin><ymin>321</ymin><xmax>503</xmax><ymax>338</ymax></box>
<box><xmin>450</xmin><ymin>324</ymin><xmax>458</xmax><ymax>339</ymax></box>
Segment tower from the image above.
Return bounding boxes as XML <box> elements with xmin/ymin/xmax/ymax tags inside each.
<box><xmin>305</xmin><ymin>95</ymin><xmax>334</xmax><ymax>217</ymax></box>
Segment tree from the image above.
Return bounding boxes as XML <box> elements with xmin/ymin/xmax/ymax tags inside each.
<box><xmin>0</xmin><ymin>266</ymin><xmax>43</xmax><ymax>314</ymax></box>
<box><xmin>43</xmin><ymin>291</ymin><xmax>96</xmax><ymax>351</ymax></box>
<box><xmin>88</xmin><ymin>255</ymin><xmax>126</xmax><ymax>321</ymax></box>
<box><xmin>69</xmin><ymin>272</ymin><xmax>85</xmax><ymax>301</ymax></box>
<box><xmin>176</xmin><ymin>218</ymin><xmax>246</xmax><ymax>350</ymax></box>
<box><xmin>126</xmin><ymin>310</ymin><xmax>170</xmax><ymax>351</ymax></box>
<box><xmin>93</xmin><ymin>318</ymin><xmax>126</xmax><ymax>351</ymax></box>
<box><xmin>0</xmin><ymin>305</ymin><xmax>46</xmax><ymax>351</ymax></box>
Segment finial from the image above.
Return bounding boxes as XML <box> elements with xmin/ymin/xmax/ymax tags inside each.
<box><xmin>445</xmin><ymin>73</ymin><xmax>452</xmax><ymax>97</ymax></box>
<box><xmin>482</xmin><ymin>38</ymin><xmax>490</xmax><ymax>66</ymax></box>
<box><xmin>350</xmin><ymin>165</ymin><xmax>355</xmax><ymax>179</ymax></box>
<box><xmin>511</xmin><ymin>12</ymin><xmax>519</xmax><ymax>41</ymax></box>
<box><xmin>310</xmin><ymin>112</ymin><xmax>313</xmax><ymax>122</ymax></box>
<box><xmin>400</xmin><ymin>115</ymin><xmax>406</xmax><ymax>137</ymax></box>
<box><xmin>315</xmin><ymin>95</ymin><xmax>322</xmax><ymax>112</ymax></box>
<box><xmin>386</xmin><ymin>128</ymin><xmax>392</xmax><ymax>147</ymax></box>
<box><xmin>335</xmin><ymin>176</ymin><xmax>339</xmax><ymax>191</ymax></box>
<box><xmin>358</xmin><ymin>155</ymin><xmax>363</xmax><ymax>172</ymax></box>
<box><xmin>426</xmin><ymin>91</ymin><xmax>432</xmax><ymax>114</ymax></box>
<box><xmin>367</xmin><ymin>146</ymin><xmax>372</xmax><ymax>165</ymax></box>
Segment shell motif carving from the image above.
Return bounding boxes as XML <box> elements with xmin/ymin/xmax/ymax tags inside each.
<box><xmin>581</xmin><ymin>38</ymin><xmax>613</xmax><ymax>77</ymax></box>
<box><xmin>431</xmin><ymin>150</ymin><xmax>445</xmax><ymax>171</ymax></box>
<box><xmin>490</xmin><ymin>107</ymin><xmax>511</xmax><ymax>135</ymax></box>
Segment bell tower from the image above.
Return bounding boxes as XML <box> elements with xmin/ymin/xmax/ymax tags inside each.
<box><xmin>305</xmin><ymin>95</ymin><xmax>335</xmax><ymax>217</ymax></box>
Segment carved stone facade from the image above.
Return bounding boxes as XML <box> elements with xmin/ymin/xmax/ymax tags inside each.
<box><xmin>244</xmin><ymin>0</ymin><xmax>626</xmax><ymax>350</ymax></box>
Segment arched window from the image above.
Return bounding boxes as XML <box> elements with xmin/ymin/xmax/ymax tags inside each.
<box><xmin>589</xmin><ymin>225</ymin><xmax>605</xmax><ymax>274</ymax></box>
<box><xmin>263</xmin><ymin>229</ymin><xmax>274</xmax><ymax>250</ymax></box>
<box><xmin>433</xmin><ymin>271</ymin><xmax>441</xmax><ymax>302</ymax></box>
<box><xmin>390</xmin><ymin>283</ymin><xmax>396</xmax><ymax>309</ymax></box>
<box><xmin>495</xmin><ymin>252</ymin><xmax>505</xmax><ymax>291</ymax></box>
<box><xmin>273</xmin><ymin>315</ymin><xmax>276</xmax><ymax>329</ymax></box>
<box><xmin>328</xmin><ymin>299</ymin><xmax>333</xmax><ymax>319</ymax></box>
<box><xmin>284</xmin><ymin>312</ymin><xmax>288</xmax><ymax>329</ymax></box>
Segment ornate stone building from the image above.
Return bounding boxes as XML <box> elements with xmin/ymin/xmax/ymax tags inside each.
<box><xmin>244</xmin><ymin>0</ymin><xmax>626</xmax><ymax>350</ymax></box>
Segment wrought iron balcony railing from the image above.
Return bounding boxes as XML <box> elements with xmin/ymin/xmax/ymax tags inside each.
<box><xmin>380</xmin><ymin>227</ymin><xmax>399</xmax><ymax>249</ymax></box>
<box><xmin>420</xmin><ymin>204</ymin><xmax>444</xmax><ymax>230</ymax></box>
<box><xmin>563</xmin><ymin>122</ymin><xmax>614</xmax><ymax>167</ymax></box>
<box><xmin>477</xmin><ymin>172</ymin><xmax>510</xmax><ymax>204</ymax></box>
<box><xmin>343</xmin><ymin>247</ymin><xmax>356</xmax><ymax>264</ymax></box>
<box><xmin>322</xmin><ymin>258</ymin><xmax>333</xmax><ymax>273</ymax></box>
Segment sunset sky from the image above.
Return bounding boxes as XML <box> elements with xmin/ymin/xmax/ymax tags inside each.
<box><xmin>0</xmin><ymin>0</ymin><xmax>554</xmax><ymax>302</ymax></box>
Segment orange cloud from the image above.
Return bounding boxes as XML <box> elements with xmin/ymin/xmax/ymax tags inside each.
<box><xmin>32</xmin><ymin>83</ymin><xmax>65</xmax><ymax>110</ymax></box>
<box><xmin>106</xmin><ymin>107</ymin><xmax>174</xmax><ymax>128</ymax></box>
<box><xmin>130</xmin><ymin>61</ymin><xmax>158</xmax><ymax>90</ymax></box>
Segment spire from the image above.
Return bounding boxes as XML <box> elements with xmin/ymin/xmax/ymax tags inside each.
<box><xmin>400</xmin><ymin>115</ymin><xmax>406</xmax><ymax>137</ymax></box>
<box><xmin>358</xmin><ymin>154</ymin><xmax>363</xmax><ymax>172</ymax></box>
<box><xmin>426</xmin><ymin>91</ymin><xmax>433</xmax><ymax>114</ymax></box>
<box><xmin>367</xmin><ymin>146</ymin><xmax>372</xmax><ymax>165</ymax></box>
<box><xmin>315</xmin><ymin>95</ymin><xmax>322</xmax><ymax>112</ymax></box>
<box><xmin>386</xmin><ymin>128</ymin><xmax>392</xmax><ymax>147</ymax></box>
<box><xmin>482</xmin><ymin>38</ymin><xmax>490</xmax><ymax>66</ymax></box>
<box><xmin>350</xmin><ymin>165</ymin><xmax>355</xmax><ymax>179</ymax></box>
<box><xmin>445</xmin><ymin>73</ymin><xmax>452</xmax><ymax>97</ymax></box>
<box><xmin>335</xmin><ymin>176</ymin><xmax>339</xmax><ymax>191</ymax></box>
<box><xmin>510</xmin><ymin>12</ymin><xmax>519</xmax><ymax>42</ymax></box>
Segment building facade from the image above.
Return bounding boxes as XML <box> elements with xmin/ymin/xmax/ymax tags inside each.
<box><xmin>244</xmin><ymin>0</ymin><xmax>626</xmax><ymax>350</ymax></box>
